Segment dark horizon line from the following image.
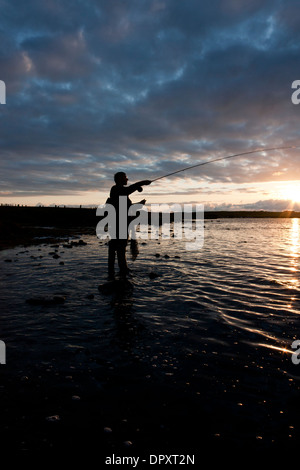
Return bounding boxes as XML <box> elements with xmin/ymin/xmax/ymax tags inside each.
<box><xmin>1</xmin><ymin>204</ymin><xmax>300</xmax><ymax>217</ymax></box>
<box><xmin>0</xmin><ymin>202</ymin><xmax>299</xmax><ymax>213</ymax></box>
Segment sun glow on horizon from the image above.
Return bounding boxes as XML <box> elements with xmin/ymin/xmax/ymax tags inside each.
<box><xmin>279</xmin><ymin>182</ymin><xmax>300</xmax><ymax>203</ymax></box>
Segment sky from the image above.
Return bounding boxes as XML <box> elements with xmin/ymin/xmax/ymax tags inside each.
<box><xmin>1</xmin><ymin>0</ymin><xmax>300</xmax><ymax>210</ymax></box>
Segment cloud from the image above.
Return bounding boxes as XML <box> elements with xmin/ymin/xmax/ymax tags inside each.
<box><xmin>0</xmin><ymin>0</ymin><xmax>300</xmax><ymax>202</ymax></box>
<box><xmin>206</xmin><ymin>198</ymin><xmax>300</xmax><ymax>211</ymax></box>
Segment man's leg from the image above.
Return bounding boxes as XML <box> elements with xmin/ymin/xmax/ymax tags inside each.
<box><xmin>108</xmin><ymin>240</ymin><xmax>116</xmax><ymax>279</ymax></box>
<box><xmin>116</xmin><ymin>239</ymin><xmax>129</xmax><ymax>276</ymax></box>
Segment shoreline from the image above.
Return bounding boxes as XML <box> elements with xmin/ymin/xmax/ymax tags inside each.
<box><xmin>1</xmin><ymin>205</ymin><xmax>299</xmax><ymax>251</ymax></box>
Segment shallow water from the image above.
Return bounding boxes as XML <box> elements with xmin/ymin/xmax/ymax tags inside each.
<box><xmin>1</xmin><ymin>218</ymin><xmax>300</xmax><ymax>453</ymax></box>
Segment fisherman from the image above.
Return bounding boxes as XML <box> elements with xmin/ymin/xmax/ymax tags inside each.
<box><xmin>107</xmin><ymin>172</ymin><xmax>151</xmax><ymax>279</ymax></box>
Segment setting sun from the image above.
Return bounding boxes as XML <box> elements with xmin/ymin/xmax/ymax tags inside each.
<box><xmin>279</xmin><ymin>182</ymin><xmax>300</xmax><ymax>202</ymax></box>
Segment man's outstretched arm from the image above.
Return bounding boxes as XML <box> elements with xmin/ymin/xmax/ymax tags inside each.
<box><xmin>126</xmin><ymin>180</ymin><xmax>151</xmax><ymax>194</ymax></box>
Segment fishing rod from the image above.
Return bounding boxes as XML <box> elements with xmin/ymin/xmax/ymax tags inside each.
<box><xmin>151</xmin><ymin>145</ymin><xmax>298</xmax><ymax>182</ymax></box>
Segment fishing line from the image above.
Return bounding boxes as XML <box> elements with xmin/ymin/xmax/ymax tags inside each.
<box><xmin>151</xmin><ymin>145</ymin><xmax>299</xmax><ymax>182</ymax></box>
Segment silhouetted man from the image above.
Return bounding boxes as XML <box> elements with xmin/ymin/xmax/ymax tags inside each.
<box><xmin>107</xmin><ymin>172</ymin><xmax>151</xmax><ymax>279</ymax></box>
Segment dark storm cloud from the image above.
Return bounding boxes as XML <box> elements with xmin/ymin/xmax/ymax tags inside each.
<box><xmin>1</xmin><ymin>0</ymin><xmax>300</xmax><ymax>200</ymax></box>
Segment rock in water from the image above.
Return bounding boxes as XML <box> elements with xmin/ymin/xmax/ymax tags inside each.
<box><xmin>103</xmin><ymin>427</ymin><xmax>113</xmax><ymax>433</ymax></box>
<box><xmin>26</xmin><ymin>296</ymin><xmax>66</xmax><ymax>306</ymax></box>
<box><xmin>148</xmin><ymin>272</ymin><xmax>160</xmax><ymax>279</ymax></box>
<box><xmin>98</xmin><ymin>279</ymin><xmax>133</xmax><ymax>295</ymax></box>
<box><xmin>46</xmin><ymin>415</ymin><xmax>61</xmax><ymax>422</ymax></box>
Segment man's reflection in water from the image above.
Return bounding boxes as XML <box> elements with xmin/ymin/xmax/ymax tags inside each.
<box><xmin>108</xmin><ymin>280</ymin><xmax>145</xmax><ymax>347</ymax></box>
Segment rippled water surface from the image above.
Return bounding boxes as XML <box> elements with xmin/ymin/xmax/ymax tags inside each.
<box><xmin>1</xmin><ymin>217</ymin><xmax>300</xmax><ymax>453</ymax></box>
